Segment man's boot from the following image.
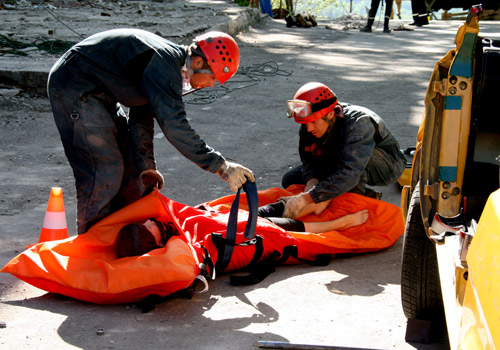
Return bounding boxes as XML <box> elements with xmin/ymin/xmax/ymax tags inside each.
<box><xmin>383</xmin><ymin>17</ymin><xmax>391</xmax><ymax>33</ymax></box>
<box><xmin>360</xmin><ymin>18</ymin><xmax>374</xmax><ymax>32</ymax></box>
<box><xmin>364</xmin><ymin>187</ymin><xmax>382</xmax><ymax>200</ymax></box>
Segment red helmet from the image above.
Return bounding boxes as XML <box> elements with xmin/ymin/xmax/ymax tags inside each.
<box><xmin>287</xmin><ymin>82</ymin><xmax>338</xmax><ymax>124</ymax></box>
<box><xmin>195</xmin><ymin>31</ymin><xmax>240</xmax><ymax>85</ymax></box>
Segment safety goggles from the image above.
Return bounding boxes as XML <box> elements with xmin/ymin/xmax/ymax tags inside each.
<box><xmin>286</xmin><ymin>99</ymin><xmax>313</xmax><ymax>119</ymax></box>
<box><xmin>286</xmin><ymin>96</ymin><xmax>338</xmax><ymax>123</ymax></box>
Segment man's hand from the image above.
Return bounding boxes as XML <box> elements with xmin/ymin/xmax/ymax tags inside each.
<box><xmin>279</xmin><ymin>192</ymin><xmax>313</xmax><ymax>219</ymax></box>
<box><xmin>304</xmin><ymin>178</ymin><xmax>319</xmax><ymax>192</ymax></box>
<box><xmin>293</xmin><ymin>199</ymin><xmax>331</xmax><ymax>219</ymax></box>
<box><xmin>217</xmin><ymin>161</ymin><xmax>255</xmax><ymax>192</ymax></box>
<box><xmin>140</xmin><ymin>169</ymin><xmax>164</xmax><ymax>190</ymax></box>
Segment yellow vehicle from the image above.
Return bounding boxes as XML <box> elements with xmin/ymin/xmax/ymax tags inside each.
<box><xmin>400</xmin><ymin>4</ymin><xmax>500</xmax><ymax>349</ymax></box>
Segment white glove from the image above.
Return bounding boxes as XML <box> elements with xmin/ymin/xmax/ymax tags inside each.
<box><xmin>217</xmin><ymin>161</ymin><xmax>255</xmax><ymax>192</ymax></box>
<box><xmin>140</xmin><ymin>169</ymin><xmax>164</xmax><ymax>190</ymax></box>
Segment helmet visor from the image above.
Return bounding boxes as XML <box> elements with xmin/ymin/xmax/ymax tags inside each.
<box><xmin>286</xmin><ymin>100</ymin><xmax>313</xmax><ymax>119</ymax></box>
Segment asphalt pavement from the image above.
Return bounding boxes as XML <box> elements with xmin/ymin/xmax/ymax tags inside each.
<box><xmin>1</xmin><ymin>1</ymin><xmax>500</xmax><ymax>349</ymax></box>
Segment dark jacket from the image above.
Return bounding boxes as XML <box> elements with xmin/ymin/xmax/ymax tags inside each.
<box><xmin>299</xmin><ymin>103</ymin><xmax>405</xmax><ymax>202</ymax></box>
<box><xmin>69</xmin><ymin>28</ymin><xmax>224</xmax><ymax>173</ymax></box>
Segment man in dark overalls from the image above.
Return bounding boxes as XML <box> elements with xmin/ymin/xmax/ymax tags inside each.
<box><xmin>48</xmin><ymin>29</ymin><xmax>254</xmax><ymax>234</ymax></box>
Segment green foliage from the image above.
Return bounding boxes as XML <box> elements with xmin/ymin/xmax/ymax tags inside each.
<box><xmin>235</xmin><ymin>0</ymin><xmax>250</xmax><ymax>6</ymax></box>
<box><xmin>296</xmin><ymin>0</ymin><xmax>340</xmax><ymax>17</ymax></box>
<box><xmin>271</xmin><ymin>0</ymin><xmax>340</xmax><ymax>17</ymax></box>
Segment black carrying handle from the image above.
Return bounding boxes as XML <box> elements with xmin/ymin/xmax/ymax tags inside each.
<box><xmin>219</xmin><ymin>179</ymin><xmax>258</xmax><ymax>272</ymax></box>
<box><xmin>227</xmin><ymin>179</ymin><xmax>258</xmax><ymax>240</ymax></box>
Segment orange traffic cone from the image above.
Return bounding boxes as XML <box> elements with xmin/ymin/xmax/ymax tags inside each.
<box><xmin>27</xmin><ymin>187</ymin><xmax>69</xmax><ymax>249</ymax></box>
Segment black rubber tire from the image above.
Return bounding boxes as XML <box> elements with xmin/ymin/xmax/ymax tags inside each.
<box><xmin>401</xmin><ymin>185</ymin><xmax>445</xmax><ymax>323</ymax></box>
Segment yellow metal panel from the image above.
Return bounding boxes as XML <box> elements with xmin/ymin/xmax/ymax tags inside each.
<box><xmin>436</xmin><ymin>25</ymin><xmax>477</xmax><ymax>217</ymax></box>
<box><xmin>397</xmin><ymin>168</ymin><xmax>411</xmax><ymax>187</ymax></box>
<box><xmin>436</xmin><ymin>236</ymin><xmax>462</xmax><ymax>350</ymax></box>
<box><xmin>459</xmin><ymin>280</ymin><xmax>495</xmax><ymax>350</ymax></box>
<box><xmin>437</xmin><ymin>75</ymin><xmax>474</xmax><ymax>217</ymax></box>
<box><xmin>439</xmin><ymin>108</ymin><xmax>461</xmax><ymax>169</ymax></box>
<box><xmin>462</xmin><ymin>189</ymin><xmax>500</xmax><ymax>348</ymax></box>
<box><xmin>400</xmin><ymin>185</ymin><xmax>410</xmax><ymax>221</ymax></box>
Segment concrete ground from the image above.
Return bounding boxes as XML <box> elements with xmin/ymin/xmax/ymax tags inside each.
<box><xmin>1</xmin><ymin>1</ymin><xmax>499</xmax><ymax>349</ymax></box>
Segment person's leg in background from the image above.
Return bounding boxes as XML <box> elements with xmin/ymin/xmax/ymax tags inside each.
<box><xmin>395</xmin><ymin>0</ymin><xmax>402</xmax><ymax>19</ymax></box>
<box><xmin>360</xmin><ymin>0</ymin><xmax>382</xmax><ymax>32</ymax></box>
<box><xmin>383</xmin><ymin>0</ymin><xmax>394</xmax><ymax>33</ymax></box>
<box><xmin>258</xmin><ymin>0</ymin><xmax>273</xmax><ymax>18</ymax></box>
<box><xmin>411</xmin><ymin>0</ymin><xmax>429</xmax><ymax>26</ymax></box>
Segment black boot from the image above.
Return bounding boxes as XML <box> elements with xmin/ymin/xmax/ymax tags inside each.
<box><xmin>383</xmin><ymin>18</ymin><xmax>391</xmax><ymax>33</ymax></box>
<box><xmin>285</xmin><ymin>14</ymin><xmax>297</xmax><ymax>27</ymax></box>
<box><xmin>360</xmin><ymin>18</ymin><xmax>374</xmax><ymax>32</ymax></box>
<box><xmin>364</xmin><ymin>187</ymin><xmax>382</xmax><ymax>200</ymax></box>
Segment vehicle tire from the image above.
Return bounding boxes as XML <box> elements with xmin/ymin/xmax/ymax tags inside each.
<box><xmin>401</xmin><ymin>184</ymin><xmax>445</xmax><ymax>324</ymax></box>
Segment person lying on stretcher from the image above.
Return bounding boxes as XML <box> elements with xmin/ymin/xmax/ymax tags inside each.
<box><xmin>116</xmin><ymin>203</ymin><xmax>369</xmax><ymax>258</ymax></box>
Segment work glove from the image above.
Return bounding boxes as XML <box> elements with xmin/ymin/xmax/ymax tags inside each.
<box><xmin>140</xmin><ymin>169</ymin><xmax>164</xmax><ymax>191</ymax></box>
<box><xmin>217</xmin><ymin>161</ymin><xmax>255</xmax><ymax>192</ymax></box>
<box><xmin>279</xmin><ymin>192</ymin><xmax>313</xmax><ymax>219</ymax></box>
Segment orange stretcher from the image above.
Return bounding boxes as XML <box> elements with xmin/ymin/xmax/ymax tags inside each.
<box><xmin>1</xmin><ymin>185</ymin><xmax>404</xmax><ymax>304</ymax></box>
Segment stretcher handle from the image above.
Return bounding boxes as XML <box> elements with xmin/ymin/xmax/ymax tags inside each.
<box><xmin>243</xmin><ymin>180</ymin><xmax>258</xmax><ymax>239</ymax></box>
<box><xmin>227</xmin><ymin>178</ymin><xmax>258</xmax><ymax>241</ymax></box>
<box><xmin>219</xmin><ymin>179</ymin><xmax>258</xmax><ymax>272</ymax></box>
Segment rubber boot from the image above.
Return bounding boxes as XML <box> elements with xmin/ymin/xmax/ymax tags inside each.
<box><xmin>383</xmin><ymin>18</ymin><xmax>391</xmax><ymax>33</ymax></box>
<box><xmin>360</xmin><ymin>18</ymin><xmax>374</xmax><ymax>32</ymax></box>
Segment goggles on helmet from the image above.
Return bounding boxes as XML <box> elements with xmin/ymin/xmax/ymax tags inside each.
<box><xmin>287</xmin><ymin>100</ymin><xmax>313</xmax><ymax>119</ymax></box>
<box><xmin>286</xmin><ymin>96</ymin><xmax>338</xmax><ymax>124</ymax></box>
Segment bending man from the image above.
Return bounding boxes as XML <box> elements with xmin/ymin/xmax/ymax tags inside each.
<box><xmin>48</xmin><ymin>29</ymin><xmax>254</xmax><ymax>234</ymax></box>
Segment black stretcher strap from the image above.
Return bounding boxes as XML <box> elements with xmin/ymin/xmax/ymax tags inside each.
<box><xmin>215</xmin><ymin>179</ymin><xmax>259</xmax><ymax>273</ymax></box>
<box><xmin>229</xmin><ymin>246</ymin><xmax>331</xmax><ymax>286</ymax></box>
